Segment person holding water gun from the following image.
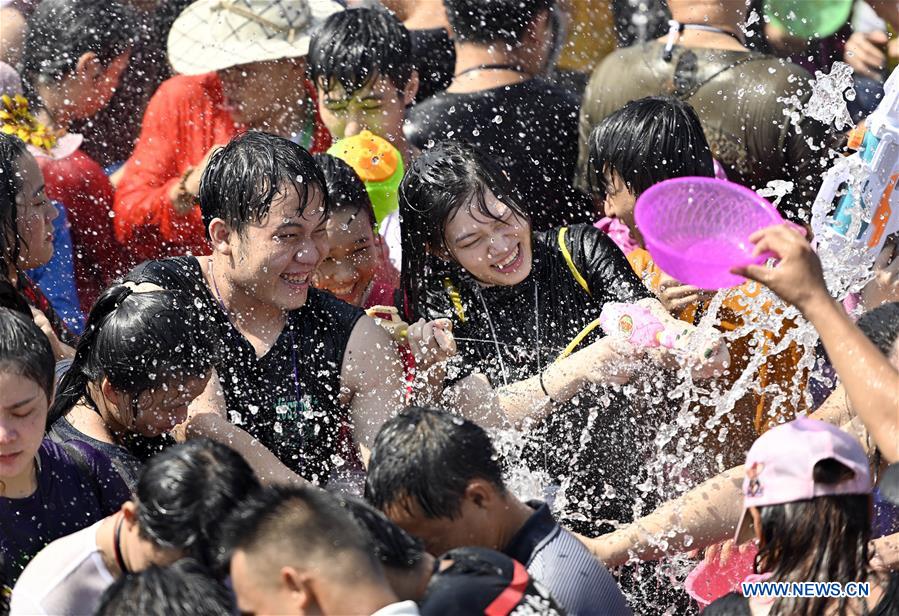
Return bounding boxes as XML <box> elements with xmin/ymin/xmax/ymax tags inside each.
<box><xmin>398</xmin><ymin>139</ymin><xmax>728</xmax><ymax>536</ymax></box>
<box><xmin>586</xmin><ymin>95</ymin><xmax>809</xmax><ymax>468</ymax></box>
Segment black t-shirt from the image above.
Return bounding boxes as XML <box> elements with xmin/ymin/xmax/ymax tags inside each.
<box><xmin>417</xmin><ymin>225</ymin><xmax>667</xmax><ymax>532</ymax></box>
<box><xmin>705</xmin><ymin>572</ymin><xmax>899</xmax><ymax>616</ymax></box>
<box><xmin>405</xmin><ymin>79</ymin><xmax>594</xmax><ymax>231</ymax></box>
<box><xmin>126</xmin><ymin>257</ymin><xmax>364</xmax><ymax>484</ymax></box>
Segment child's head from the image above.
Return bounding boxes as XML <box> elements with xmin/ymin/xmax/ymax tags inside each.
<box><xmin>308</xmin><ymin>7</ymin><xmax>418</xmax><ymax>143</ymax></box>
<box><xmin>0</xmin><ymin>306</ymin><xmax>54</xmax><ymax>486</ymax></box>
<box><xmin>50</xmin><ymin>284</ymin><xmax>215</xmax><ymax>438</ymax></box>
<box><xmin>312</xmin><ymin>153</ymin><xmax>383</xmax><ymax>306</ymax></box>
<box><xmin>399</xmin><ymin>141</ymin><xmax>532</xmax><ymax>311</ymax></box>
<box><xmin>22</xmin><ymin>0</ymin><xmax>134</xmax><ymax>121</ymax></box>
<box><xmin>0</xmin><ymin>133</ymin><xmax>57</xmax><ymax>276</ymax></box>
<box><xmin>587</xmin><ymin>96</ymin><xmax>714</xmax><ymax>246</ymax></box>
<box><xmin>736</xmin><ymin>418</ymin><xmax>871</xmax><ymax>613</ymax></box>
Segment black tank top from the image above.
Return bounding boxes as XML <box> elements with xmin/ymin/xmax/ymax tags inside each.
<box><xmin>126</xmin><ymin>257</ymin><xmax>363</xmax><ymax>484</ymax></box>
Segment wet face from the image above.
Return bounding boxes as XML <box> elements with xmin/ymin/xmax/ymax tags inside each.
<box><xmin>317</xmin><ymin>74</ymin><xmax>411</xmax><ymax>143</ymax></box>
<box><xmin>314</xmin><ymin>208</ymin><xmax>381</xmax><ymax>306</ymax></box>
<box><xmin>383</xmin><ymin>498</ymin><xmax>486</xmax><ymax>558</ymax></box>
<box><xmin>0</xmin><ymin>371</ymin><xmax>48</xmax><ymax>487</ymax></box>
<box><xmin>126</xmin><ymin>372</ymin><xmax>212</xmax><ymax>438</ymax></box>
<box><xmin>231</xmin><ymin>549</ymin><xmax>302</xmax><ymax>616</ymax></box>
<box><xmin>442</xmin><ymin>191</ymin><xmax>532</xmax><ymax>287</ymax></box>
<box><xmin>227</xmin><ymin>186</ymin><xmax>329</xmax><ymax>312</ymax></box>
<box><xmin>218</xmin><ymin>59</ymin><xmax>308</xmax><ymax>127</ymax></box>
<box><xmin>602</xmin><ymin>172</ymin><xmax>641</xmax><ymax>246</ymax></box>
<box><xmin>12</xmin><ymin>152</ymin><xmax>58</xmax><ymax>270</ymax></box>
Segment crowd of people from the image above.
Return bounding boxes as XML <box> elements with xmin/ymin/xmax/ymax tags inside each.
<box><xmin>1</xmin><ymin>0</ymin><xmax>899</xmax><ymax>614</ymax></box>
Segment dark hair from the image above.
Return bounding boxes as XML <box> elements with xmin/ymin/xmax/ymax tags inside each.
<box><xmin>0</xmin><ymin>279</ymin><xmax>31</xmax><ymax>317</ymax></box>
<box><xmin>399</xmin><ymin>140</ymin><xmax>530</xmax><ymax>315</ymax></box>
<box><xmin>220</xmin><ymin>484</ymin><xmax>381</xmax><ymax>582</ymax></box>
<box><xmin>0</xmin><ymin>133</ymin><xmax>29</xmax><ymax>277</ymax></box>
<box><xmin>0</xmin><ymin>306</ymin><xmax>54</xmax><ymax>401</ymax></box>
<box><xmin>365</xmin><ymin>406</ymin><xmax>506</xmax><ymax>519</ymax></box>
<box><xmin>48</xmin><ymin>284</ymin><xmax>216</xmax><ymax>428</ymax></box>
<box><xmin>313</xmin><ymin>153</ymin><xmax>376</xmax><ymax>227</ymax></box>
<box><xmin>586</xmin><ymin>96</ymin><xmax>715</xmax><ymax>203</ymax></box>
<box><xmin>134</xmin><ymin>439</ymin><xmax>260</xmax><ymax>570</ymax></box>
<box><xmin>198</xmin><ymin>131</ymin><xmax>330</xmax><ymax>238</ymax></box>
<box><xmin>444</xmin><ymin>0</ymin><xmax>553</xmax><ymax>44</ymax></box>
<box><xmin>857</xmin><ymin>301</ymin><xmax>899</xmax><ymax>357</ymax></box>
<box><xmin>336</xmin><ymin>495</ymin><xmax>426</xmax><ymax>571</ymax></box>
<box><xmin>308</xmin><ymin>7</ymin><xmax>414</xmax><ymax>95</ymax></box>
<box><xmin>21</xmin><ymin>0</ymin><xmax>134</xmax><ymax>86</ymax></box>
<box><xmin>94</xmin><ymin>559</ymin><xmax>234</xmax><ymax>616</ymax></box>
<box><xmin>754</xmin><ymin>458</ymin><xmax>871</xmax><ymax>616</ymax></box>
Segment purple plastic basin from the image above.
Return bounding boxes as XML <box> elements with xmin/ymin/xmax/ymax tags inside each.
<box><xmin>634</xmin><ymin>177</ymin><xmax>783</xmax><ymax>290</ymax></box>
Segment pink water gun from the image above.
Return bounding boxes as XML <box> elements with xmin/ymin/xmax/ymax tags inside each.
<box><xmin>598</xmin><ymin>302</ymin><xmax>687</xmax><ymax>349</ymax></box>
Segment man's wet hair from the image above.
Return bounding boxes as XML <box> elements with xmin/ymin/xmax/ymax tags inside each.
<box><xmin>308</xmin><ymin>7</ymin><xmax>414</xmax><ymax>95</ymax></box>
<box><xmin>365</xmin><ymin>406</ymin><xmax>506</xmax><ymax>519</ymax></box>
<box><xmin>313</xmin><ymin>153</ymin><xmax>376</xmax><ymax>228</ymax></box>
<box><xmin>220</xmin><ymin>484</ymin><xmax>381</xmax><ymax>582</ymax></box>
<box><xmin>94</xmin><ymin>559</ymin><xmax>233</xmax><ymax>616</ymax></box>
<box><xmin>336</xmin><ymin>495</ymin><xmax>427</xmax><ymax>571</ymax></box>
<box><xmin>444</xmin><ymin>0</ymin><xmax>554</xmax><ymax>45</ymax></box>
<box><xmin>586</xmin><ymin>95</ymin><xmax>715</xmax><ymax>203</ymax></box>
<box><xmin>199</xmin><ymin>131</ymin><xmax>330</xmax><ymax>237</ymax></box>
<box><xmin>857</xmin><ymin>301</ymin><xmax>899</xmax><ymax>357</ymax></box>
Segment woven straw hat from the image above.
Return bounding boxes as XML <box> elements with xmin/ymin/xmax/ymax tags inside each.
<box><xmin>168</xmin><ymin>0</ymin><xmax>343</xmax><ymax>75</ymax></box>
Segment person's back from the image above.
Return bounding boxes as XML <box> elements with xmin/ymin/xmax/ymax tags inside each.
<box><xmin>405</xmin><ymin>0</ymin><xmax>593</xmax><ymax>230</ymax></box>
<box><xmin>577</xmin><ymin>0</ymin><xmax>838</xmax><ymax>223</ymax></box>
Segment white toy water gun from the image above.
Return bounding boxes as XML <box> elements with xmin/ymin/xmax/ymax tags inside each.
<box><xmin>811</xmin><ymin>66</ymin><xmax>899</xmax><ymax>260</ymax></box>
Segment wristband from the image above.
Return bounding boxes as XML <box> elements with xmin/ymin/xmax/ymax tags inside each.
<box><xmin>539</xmin><ymin>370</ymin><xmax>555</xmax><ymax>402</ymax></box>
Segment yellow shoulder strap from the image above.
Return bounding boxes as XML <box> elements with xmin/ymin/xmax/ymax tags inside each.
<box><xmin>442</xmin><ymin>277</ymin><xmax>466</xmax><ymax>323</ymax></box>
<box><xmin>558</xmin><ymin>227</ymin><xmax>590</xmax><ymax>295</ymax></box>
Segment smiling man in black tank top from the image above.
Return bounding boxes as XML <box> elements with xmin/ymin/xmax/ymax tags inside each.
<box><xmin>126</xmin><ymin>132</ymin><xmax>405</xmax><ymax>486</ymax></box>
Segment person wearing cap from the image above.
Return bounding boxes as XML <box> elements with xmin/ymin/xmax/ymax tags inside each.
<box><xmin>114</xmin><ymin>0</ymin><xmax>339</xmax><ymax>265</ymax></box>
<box><xmin>703</xmin><ymin>417</ymin><xmax>899</xmax><ymax>616</ymax></box>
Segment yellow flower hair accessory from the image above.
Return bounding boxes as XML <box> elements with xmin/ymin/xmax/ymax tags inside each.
<box><xmin>0</xmin><ymin>94</ymin><xmax>57</xmax><ymax>154</ymax></box>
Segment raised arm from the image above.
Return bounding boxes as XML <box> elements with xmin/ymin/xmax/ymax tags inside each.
<box><xmin>735</xmin><ymin>224</ymin><xmax>899</xmax><ymax>462</ymax></box>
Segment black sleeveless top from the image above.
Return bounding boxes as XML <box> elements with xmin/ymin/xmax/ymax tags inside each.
<box><xmin>126</xmin><ymin>257</ymin><xmax>363</xmax><ymax>484</ymax></box>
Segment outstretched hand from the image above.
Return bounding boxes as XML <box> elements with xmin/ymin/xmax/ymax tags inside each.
<box><xmin>731</xmin><ymin>224</ymin><xmax>828</xmax><ymax>312</ymax></box>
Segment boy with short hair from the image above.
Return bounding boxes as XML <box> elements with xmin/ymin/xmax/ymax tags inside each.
<box><xmin>308</xmin><ymin>7</ymin><xmax>418</xmax><ymax>164</ymax></box>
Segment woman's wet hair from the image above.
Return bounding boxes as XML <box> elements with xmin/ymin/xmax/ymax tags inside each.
<box><xmin>586</xmin><ymin>95</ymin><xmax>715</xmax><ymax>203</ymax></box>
<box><xmin>199</xmin><ymin>131</ymin><xmax>331</xmax><ymax>238</ymax></box>
<box><xmin>0</xmin><ymin>133</ymin><xmax>29</xmax><ymax>277</ymax></box>
<box><xmin>48</xmin><ymin>284</ymin><xmax>216</xmax><ymax>427</ymax></box>
<box><xmin>336</xmin><ymin>495</ymin><xmax>426</xmax><ymax>571</ymax></box>
<box><xmin>21</xmin><ymin>0</ymin><xmax>135</xmax><ymax>86</ymax></box>
<box><xmin>0</xmin><ymin>306</ymin><xmax>54</xmax><ymax>402</ymax></box>
<box><xmin>754</xmin><ymin>458</ymin><xmax>870</xmax><ymax>616</ymax></box>
<box><xmin>95</xmin><ymin>558</ymin><xmax>234</xmax><ymax>616</ymax></box>
<box><xmin>313</xmin><ymin>153</ymin><xmax>376</xmax><ymax>227</ymax></box>
<box><xmin>134</xmin><ymin>439</ymin><xmax>260</xmax><ymax>570</ymax></box>
<box><xmin>399</xmin><ymin>140</ymin><xmax>530</xmax><ymax>315</ymax></box>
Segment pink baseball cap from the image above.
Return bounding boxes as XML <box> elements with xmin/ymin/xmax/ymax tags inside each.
<box><xmin>734</xmin><ymin>417</ymin><xmax>871</xmax><ymax>544</ymax></box>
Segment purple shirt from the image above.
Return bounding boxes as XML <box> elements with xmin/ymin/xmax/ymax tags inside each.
<box><xmin>0</xmin><ymin>439</ymin><xmax>129</xmax><ymax>599</ymax></box>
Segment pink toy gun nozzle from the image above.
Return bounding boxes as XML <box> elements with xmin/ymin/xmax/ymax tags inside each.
<box><xmin>599</xmin><ymin>302</ymin><xmax>685</xmax><ymax>349</ymax></box>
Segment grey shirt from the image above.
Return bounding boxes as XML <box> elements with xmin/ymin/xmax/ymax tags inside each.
<box><xmin>504</xmin><ymin>501</ymin><xmax>632</xmax><ymax>615</ymax></box>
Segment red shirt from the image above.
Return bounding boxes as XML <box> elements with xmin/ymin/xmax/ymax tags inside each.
<box><xmin>114</xmin><ymin>72</ymin><xmax>332</xmax><ymax>264</ymax></box>
<box><xmin>37</xmin><ymin>151</ymin><xmax>128</xmax><ymax>313</ymax></box>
